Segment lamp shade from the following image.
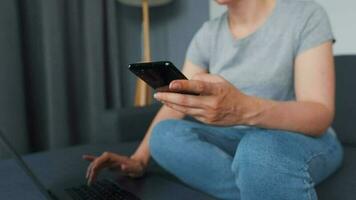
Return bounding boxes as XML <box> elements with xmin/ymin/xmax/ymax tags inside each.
<box><xmin>117</xmin><ymin>0</ymin><xmax>172</xmax><ymax>7</ymax></box>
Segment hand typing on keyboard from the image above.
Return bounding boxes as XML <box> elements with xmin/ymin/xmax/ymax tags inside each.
<box><xmin>83</xmin><ymin>152</ymin><xmax>146</xmax><ymax>185</ymax></box>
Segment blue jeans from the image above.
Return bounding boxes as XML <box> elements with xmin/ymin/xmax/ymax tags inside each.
<box><xmin>149</xmin><ymin>119</ymin><xmax>343</xmax><ymax>200</ymax></box>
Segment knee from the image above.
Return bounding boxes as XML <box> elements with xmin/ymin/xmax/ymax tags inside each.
<box><xmin>149</xmin><ymin>119</ymin><xmax>178</xmax><ymax>155</ymax></box>
<box><xmin>231</xmin><ymin>130</ymin><xmax>315</xmax><ymax>199</ymax></box>
<box><xmin>231</xmin><ymin>132</ymin><xmax>288</xmax><ymax>194</ymax></box>
<box><xmin>232</xmin><ymin>131</ymin><xmax>304</xmax><ymax>171</ymax></box>
<box><xmin>231</xmin><ymin>130</ymin><xmax>305</xmax><ymax>177</ymax></box>
<box><xmin>149</xmin><ymin>119</ymin><xmax>193</xmax><ymax>160</ymax></box>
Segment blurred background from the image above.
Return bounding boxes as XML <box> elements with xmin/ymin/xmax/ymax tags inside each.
<box><xmin>0</xmin><ymin>0</ymin><xmax>355</xmax><ymax>158</ymax></box>
<box><xmin>0</xmin><ymin>0</ymin><xmax>208</xmax><ymax>157</ymax></box>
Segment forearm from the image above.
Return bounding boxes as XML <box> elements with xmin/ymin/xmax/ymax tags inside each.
<box><xmin>244</xmin><ymin>97</ymin><xmax>334</xmax><ymax>136</ymax></box>
<box><xmin>131</xmin><ymin>105</ymin><xmax>185</xmax><ymax>165</ymax></box>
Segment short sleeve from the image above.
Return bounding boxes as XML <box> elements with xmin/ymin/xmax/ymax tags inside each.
<box><xmin>296</xmin><ymin>3</ymin><xmax>335</xmax><ymax>56</ymax></box>
<box><xmin>185</xmin><ymin>22</ymin><xmax>211</xmax><ymax>70</ymax></box>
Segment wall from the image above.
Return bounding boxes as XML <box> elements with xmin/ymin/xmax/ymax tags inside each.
<box><xmin>316</xmin><ymin>0</ymin><xmax>356</xmax><ymax>55</ymax></box>
<box><xmin>209</xmin><ymin>0</ymin><xmax>356</xmax><ymax>55</ymax></box>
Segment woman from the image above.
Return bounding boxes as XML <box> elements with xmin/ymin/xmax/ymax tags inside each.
<box><xmin>83</xmin><ymin>0</ymin><xmax>343</xmax><ymax>199</ymax></box>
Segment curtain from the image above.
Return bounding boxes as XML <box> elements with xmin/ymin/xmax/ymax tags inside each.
<box><xmin>18</xmin><ymin>0</ymin><xmax>124</xmax><ymax>152</ymax></box>
<box><xmin>0</xmin><ymin>0</ymin><xmax>29</xmax><ymax>157</ymax></box>
<box><xmin>0</xmin><ymin>0</ymin><xmax>208</xmax><ymax>157</ymax></box>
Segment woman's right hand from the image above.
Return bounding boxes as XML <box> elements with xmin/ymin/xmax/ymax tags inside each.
<box><xmin>83</xmin><ymin>152</ymin><xmax>147</xmax><ymax>185</ymax></box>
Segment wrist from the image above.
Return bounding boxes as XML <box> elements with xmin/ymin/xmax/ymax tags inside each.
<box><xmin>131</xmin><ymin>152</ymin><xmax>150</xmax><ymax>167</ymax></box>
<box><xmin>239</xmin><ymin>95</ymin><xmax>267</xmax><ymax>126</ymax></box>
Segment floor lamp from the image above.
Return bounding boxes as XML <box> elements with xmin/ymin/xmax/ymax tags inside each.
<box><xmin>117</xmin><ymin>0</ymin><xmax>172</xmax><ymax>107</ymax></box>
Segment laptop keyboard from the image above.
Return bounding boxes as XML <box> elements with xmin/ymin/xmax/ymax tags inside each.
<box><xmin>65</xmin><ymin>179</ymin><xmax>140</xmax><ymax>200</ymax></box>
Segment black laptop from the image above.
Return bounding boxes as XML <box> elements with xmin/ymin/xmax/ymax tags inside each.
<box><xmin>0</xmin><ymin>130</ymin><xmax>213</xmax><ymax>200</ymax></box>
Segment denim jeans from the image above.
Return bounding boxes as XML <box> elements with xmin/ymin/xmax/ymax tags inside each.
<box><xmin>149</xmin><ymin>119</ymin><xmax>343</xmax><ymax>200</ymax></box>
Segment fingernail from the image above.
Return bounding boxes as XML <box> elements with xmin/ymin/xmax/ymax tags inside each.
<box><xmin>170</xmin><ymin>82</ymin><xmax>180</xmax><ymax>89</ymax></box>
<box><xmin>154</xmin><ymin>93</ymin><xmax>159</xmax><ymax>99</ymax></box>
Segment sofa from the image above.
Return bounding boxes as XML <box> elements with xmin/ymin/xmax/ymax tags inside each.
<box><xmin>117</xmin><ymin>55</ymin><xmax>356</xmax><ymax>199</ymax></box>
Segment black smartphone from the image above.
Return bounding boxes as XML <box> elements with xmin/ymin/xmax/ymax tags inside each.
<box><xmin>128</xmin><ymin>61</ymin><xmax>198</xmax><ymax>95</ymax></box>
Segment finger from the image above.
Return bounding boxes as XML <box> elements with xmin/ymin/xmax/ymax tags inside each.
<box><xmin>120</xmin><ymin>164</ymin><xmax>138</xmax><ymax>174</ymax></box>
<box><xmin>83</xmin><ymin>155</ymin><xmax>97</xmax><ymax>162</ymax></box>
<box><xmin>190</xmin><ymin>74</ymin><xmax>228</xmax><ymax>96</ymax></box>
<box><xmin>99</xmin><ymin>154</ymin><xmax>130</xmax><ymax>171</ymax></box>
<box><xmin>154</xmin><ymin>92</ymin><xmax>204</xmax><ymax>108</ymax></box>
<box><xmin>121</xmin><ymin>164</ymin><xmax>144</xmax><ymax>178</ymax></box>
<box><xmin>164</xmin><ymin>101</ymin><xmax>204</xmax><ymax>116</ymax></box>
<box><xmin>87</xmin><ymin>162</ymin><xmax>94</xmax><ymax>184</ymax></box>
<box><xmin>85</xmin><ymin>155</ymin><xmax>98</xmax><ymax>179</ymax></box>
<box><xmin>101</xmin><ymin>152</ymin><xmax>131</xmax><ymax>165</ymax></box>
<box><xmin>86</xmin><ymin>162</ymin><xmax>94</xmax><ymax>179</ymax></box>
<box><xmin>105</xmin><ymin>155</ymin><xmax>131</xmax><ymax>172</ymax></box>
<box><xmin>169</xmin><ymin>80</ymin><xmax>212</xmax><ymax>95</ymax></box>
<box><xmin>121</xmin><ymin>164</ymin><xmax>129</xmax><ymax>173</ymax></box>
<box><xmin>88</xmin><ymin>155</ymin><xmax>110</xmax><ymax>185</ymax></box>
<box><xmin>119</xmin><ymin>164</ymin><xmax>132</xmax><ymax>176</ymax></box>
<box><xmin>88</xmin><ymin>163</ymin><xmax>102</xmax><ymax>185</ymax></box>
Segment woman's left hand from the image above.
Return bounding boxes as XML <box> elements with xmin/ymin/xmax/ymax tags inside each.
<box><xmin>154</xmin><ymin>73</ymin><xmax>257</xmax><ymax>126</ymax></box>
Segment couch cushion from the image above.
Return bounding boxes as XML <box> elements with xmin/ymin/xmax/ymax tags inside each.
<box><xmin>148</xmin><ymin>144</ymin><xmax>356</xmax><ymax>200</ymax></box>
<box><xmin>316</xmin><ymin>145</ymin><xmax>356</xmax><ymax>200</ymax></box>
<box><xmin>333</xmin><ymin>56</ymin><xmax>356</xmax><ymax>145</ymax></box>
<box><xmin>117</xmin><ymin>104</ymin><xmax>161</xmax><ymax>142</ymax></box>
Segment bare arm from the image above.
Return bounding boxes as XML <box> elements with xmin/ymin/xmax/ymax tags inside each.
<box><xmin>131</xmin><ymin>61</ymin><xmax>207</xmax><ymax>166</ymax></box>
<box><xmin>247</xmin><ymin>42</ymin><xmax>335</xmax><ymax>136</ymax></box>
<box><xmin>155</xmin><ymin>42</ymin><xmax>335</xmax><ymax>137</ymax></box>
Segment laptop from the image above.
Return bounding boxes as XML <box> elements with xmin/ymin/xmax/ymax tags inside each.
<box><xmin>0</xmin><ymin>130</ymin><xmax>213</xmax><ymax>200</ymax></box>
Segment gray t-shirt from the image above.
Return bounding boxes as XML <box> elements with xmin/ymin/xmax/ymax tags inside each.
<box><xmin>186</xmin><ymin>0</ymin><xmax>334</xmax><ymax>101</ymax></box>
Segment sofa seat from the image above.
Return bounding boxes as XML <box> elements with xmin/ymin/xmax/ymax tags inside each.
<box><xmin>119</xmin><ymin>141</ymin><xmax>356</xmax><ymax>200</ymax></box>
<box><xmin>316</xmin><ymin>145</ymin><xmax>356</xmax><ymax>200</ymax></box>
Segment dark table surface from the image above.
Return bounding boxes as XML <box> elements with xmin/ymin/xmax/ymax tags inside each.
<box><xmin>0</xmin><ymin>142</ymin><xmax>214</xmax><ymax>200</ymax></box>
